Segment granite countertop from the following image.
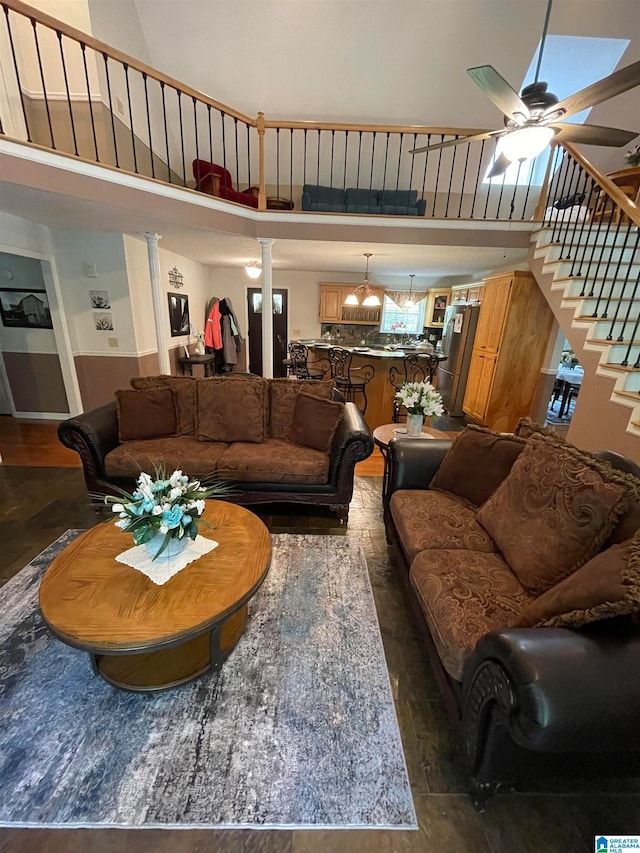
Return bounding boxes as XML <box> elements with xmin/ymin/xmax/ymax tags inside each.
<box><xmin>298</xmin><ymin>340</ymin><xmax>447</xmax><ymax>360</ymax></box>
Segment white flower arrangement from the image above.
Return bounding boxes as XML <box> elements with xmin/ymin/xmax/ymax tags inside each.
<box><xmin>395</xmin><ymin>380</ymin><xmax>444</xmax><ymax>417</ymax></box>
<box><xmin>189</xmin><ymin>324</ymin><xmax>205</xmax><ymax>345</ymax></box>
<box><xmin>104</xmin><ymin>468</ymin><xmax>230</xmax><ymax>560</ymax></box>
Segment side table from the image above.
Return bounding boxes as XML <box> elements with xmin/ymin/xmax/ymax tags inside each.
<box><xmin>373</xmin><ymin>422</ymin><xmax>450</xmax><ymax>497</ymax></box>
<box><xmin>177</xmin><ymin>354</ymin><xmax>216</xmax><ymax>377</ymax></box>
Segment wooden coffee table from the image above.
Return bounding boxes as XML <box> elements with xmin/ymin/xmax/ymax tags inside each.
<box><xmin>373</xmin><ymin>422</ymin><xmax>451</xmax><ymax>496</ymax></box>
<box><xmin>39</xmin><ymin>502</ymin><xmax>271</xmax><ymax>692</ymax></box>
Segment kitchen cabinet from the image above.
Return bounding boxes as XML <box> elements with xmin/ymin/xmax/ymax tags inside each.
<box><xmin>424</xmin><ymin>289</ymin><xmax>451</xmax><ymax>328</ymax></box>
<box><xmin>451</xmin><ymin>282</ymin><xmax>484</xmax><ymax>304</ymax></box>
<box><xmin>463</xmin><ymin>270</ymin><xmax>554</xmax><ymax>432</ymax></box>
<box><xmin>319</xmin><ymin>283</ymin><xmax>385</xmax><ymax>324</ymax></box>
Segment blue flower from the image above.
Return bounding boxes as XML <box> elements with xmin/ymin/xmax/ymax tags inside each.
<box><xmin>162</xmin><ymin>505</ymin><xmax>184</xmax><ymax>529</ymax></box>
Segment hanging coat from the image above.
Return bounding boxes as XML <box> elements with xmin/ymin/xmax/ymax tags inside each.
<box><xmin>204</xmin><ymin>300</ymin><xmax>223</xmax><ymax>350</ymax></box>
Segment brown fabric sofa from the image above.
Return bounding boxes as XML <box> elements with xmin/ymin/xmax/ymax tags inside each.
<box><xmin>58</xmin><ymin>374</ymin><xmax>374</xmax><ymax>522</ymax></box>
<box><xmin>384</xmin><ymin>422</ymin><xmax>640</xmax><ymax>806</ymax></box>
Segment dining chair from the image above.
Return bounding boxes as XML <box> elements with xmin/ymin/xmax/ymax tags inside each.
<box><xmin>328</xmin><ymin>347</ymin><xmax>374</xmax><ymax>413</ymax></box>
<box><xmin>287</xmin><ymin>342</ymin><xmax>328</xmax><ymax>380</ymax></box>
<box><xmin>389</xmin><ymin>354</ymin><xmax>439</xmax><ymax>422</ymax></box>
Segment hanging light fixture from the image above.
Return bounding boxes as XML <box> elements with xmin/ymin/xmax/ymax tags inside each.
<box><xmin>245</xmin><ymin>262</ymin><xmax>261</xmax><ymax>279</ymax></box>
<box><xmin>344</xmin><ymin>253</ymin><xmax>381</xmax><ymax>307</ymax></box>
<box><xmin>403</xmin><ymin>274</ymin><xmax>415</xmax><ymax>308</ymax></box>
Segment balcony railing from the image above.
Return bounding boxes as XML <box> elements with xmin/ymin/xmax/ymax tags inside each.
<box><xmin>0</xmin><ymin>0</ymin><xmax>629</xmax><ymax>232</ymax></box>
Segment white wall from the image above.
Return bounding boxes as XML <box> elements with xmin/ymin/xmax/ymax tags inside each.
<box><xmin>51</xmin><ymin>228</ymin><xmax>137</xmax><ymax>355</ymax></box>
<box><xmin>158</xmin><ymin>244</ymin><xmax>213</xmax><ymax>347</ymax></box>
<box><xmin>0</xmin><ymin>251</ymin><xmax>56</xmax><ymax>353</ymax></box>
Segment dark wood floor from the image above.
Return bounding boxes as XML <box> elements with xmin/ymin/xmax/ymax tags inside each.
<box><xmin>1</xmin><ymin>417</ymin><xmax>639</xmax><ymax>852</ymax></box>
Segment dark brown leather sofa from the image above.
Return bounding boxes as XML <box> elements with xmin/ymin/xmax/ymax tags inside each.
<box><xmin>384</xmin><ymin>426</ymin><xmax>640</xmax><ymax>807</ymax></box>
<box><xmin>58</xmin><ymin>375</ymin><xmax>373</xmax><ymax>523</ymax></box>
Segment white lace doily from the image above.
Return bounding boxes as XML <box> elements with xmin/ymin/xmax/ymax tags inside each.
<box><xmin>115</xmin><ymin>535</ymin><xmax>219</xmax><ymax>586</ymax></box>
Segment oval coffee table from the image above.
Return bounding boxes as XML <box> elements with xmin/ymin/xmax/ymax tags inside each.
<box><xmin>39</xmin><ymin>501</ymin><xmax>271</xmax><ymax>692</ymax></box>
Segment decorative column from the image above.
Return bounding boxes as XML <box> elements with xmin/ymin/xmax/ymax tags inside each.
<box><xmin>259</xmin><ymin>238</ymin><xmax>274</xmax><ymax>378</ymax></box>
<box><xmin>144</xmin><ymin>232</ymin><xmax>170</xmax><ymax>375</ymax></box>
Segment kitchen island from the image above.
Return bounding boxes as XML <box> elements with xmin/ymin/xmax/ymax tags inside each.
<box><xmin>302</xmin><ymin>342</ymin><xmax>446</xmax><ymax>430</ymax></box>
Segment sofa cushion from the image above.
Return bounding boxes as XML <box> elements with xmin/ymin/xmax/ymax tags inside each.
<box><xmin>429</xmin><ymin>425</ymin><xmax>526</xmax><ymax>507</ymax></box>
<box><xmin>197</xmin><ymin>376</ymin><xmax>267</xmax><ymax>443</ymax></box>
<box><xmin>105</xmin><ymin>436</ymin><xmax>230</xmax><ymax>480</ymax></box>
<box><xmin>115</xmin><ymin>388</ymin><xmax>177</xmax><ymax>442</ymax></box>
<box><xmin>216</xmin><ymin>439</ymin><xmax>329</xmax><ymax>484</ymax></box>
<box><xmin>389</xmin><ymin>489</ymin><xmax>496</xmax><ymax>563</ymax></box>
<box><xmin>130</xmin><ymin>375</ymin><xmax>197</xmax><ymax>436</ymax></box>
<box><xmin>269</xmin><ymin>379</ymin><xmax>335</xmax><ymax>439</ymax></box>
<box><xmin>344</xmin><ymin>188</ymin><xmax>380</xmax><ymax>213</ymax></box>
<box><xmin>378</xmin><ymin>189</ymin><xmax>418</xmax><ymax>207</ymax></box>
<box><xmin>515</xmin><ymin>533</ymin><xmax>640</xmax><ymax>630</ymax></box>
<box><xmin>477</xmin><ymin>437</ymin><xmax>640</xmax><ymax>594</ymax></box>
<box><xmin>302</xmin><ymin>184</ymin><xmax>345</xmax><ymax>212</ymax></box>
<box><xmin>410</xmin><ymin>549</ymin><xmax>535</xmax><ymax>681</ymax></box>
<box><xmin>289</xmin><ymin>392</ymin><xmax>344</xmax><ymax>452</ymax></box>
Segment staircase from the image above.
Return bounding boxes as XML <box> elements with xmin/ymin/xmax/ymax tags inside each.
<box><xmin>530</xmin><ymin>219</ymin><xmax>640</xmax><ymax>454</ymax></box>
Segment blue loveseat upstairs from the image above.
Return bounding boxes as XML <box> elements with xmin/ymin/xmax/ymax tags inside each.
<box><xmin>302</xmin><ymin>184</ymin><xmax>426</xmax><ymax>216</ymax></box>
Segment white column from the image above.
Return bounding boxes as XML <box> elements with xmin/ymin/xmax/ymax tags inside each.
<box><xmin>259</xmin><ymin>238</ymin><xmax>274</xmax><ymax>378</ymax></box>
<box><xmin>144</xmin><ymin>232</ymin><xmax>170</xmax><ymax>375</ymax></box>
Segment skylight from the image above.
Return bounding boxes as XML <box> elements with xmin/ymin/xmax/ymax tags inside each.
<box><xmin>484</xmin><ymin>34</ymin><xmax>630</xmax><ymax>185</ymax></box>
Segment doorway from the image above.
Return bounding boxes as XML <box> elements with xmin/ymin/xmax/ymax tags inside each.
<box><xmin>247</xmin><ymin>288</ymin><xmax>288</xmax><ymax>377</ymax></box>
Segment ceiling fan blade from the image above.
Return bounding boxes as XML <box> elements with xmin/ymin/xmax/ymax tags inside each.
<box><xmin>550</xmin><ymin>123</ymin><xmax>639</xmax><ymax>147</ymax></box>
<box><xmin>467</xmin><ymin>65</ymin><xmax>530</xmax><ymax>120</ymax></box>
<box><xmin>548</xmin><ymin>60</ymin><xmax>640</xmax><ymax>121</ymax></box>
<box><xmin>410</xmin><ymin>130</ymin><xmax>498</xmax><ymax>155</ymax></box>
<box><xmin>487</xmin><ymin>152</ymin><xmax>512</xmax><ymax>179</ymax></box>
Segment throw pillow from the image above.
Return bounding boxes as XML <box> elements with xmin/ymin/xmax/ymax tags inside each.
<box><xmin>269</xmin><ymin>379</ymin><xmax>335</xmax><ymax>439</ymax></box>
<box><xmin>515</xmin><ymin>533</ymin><xmax>640</xmax><ymax>629</ymax></box>
<box><xmin>197</xmin><ymin>376</ymin><xmax>267</xmax><ymax>443</ymax></box>
<box><xmin>288</xmin><ymin>392</ymin><xmax>344</xmax><ymax>453</ymax></box>
<box><xmin>131</xmin><ymin>375</ymin><xmax>197</xmax><ymax>436</ymax></box>
<box><xmin>116</xmin><ymin>387</ymin><xmax>178</xmax><ymax>442</ymax></box>
<box><xmin>429</xmin><ymin>425</ymin><xmax>526</xmax><ymax>507</ymax></box>
<box><xmin>477</xmin><ymin>435</ymin><xmax>640</xmax><ymax>594</ymax></box>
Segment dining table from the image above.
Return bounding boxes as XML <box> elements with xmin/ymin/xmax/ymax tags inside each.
<box><xmin>554</xmin><ymin>365</ymin><xmax>584</xmax><ymax>418</ymax></box>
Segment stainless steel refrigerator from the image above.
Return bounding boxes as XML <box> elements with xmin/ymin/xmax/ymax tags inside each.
<box><xmin>437</xmin><ymin>303</ymin><xmax>481</xmax><ymax>417</ymax></box>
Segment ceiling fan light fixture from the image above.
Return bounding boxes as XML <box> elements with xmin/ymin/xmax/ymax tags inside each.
<box><xmin>245</xmin><ymin>262</ymin><xmax>261</xmax><ymax>279</ymax></box>
<box><xmin>500</xmin><ymin>126</ymin><xmax>554</xmax><ymax>161</ymax></box>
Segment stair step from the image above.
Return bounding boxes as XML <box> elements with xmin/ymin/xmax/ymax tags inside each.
<box><xmin>631</xmin><ymin>421</ymin><xmax>640</xmax><ymax>429</ymax></box>
<box><xmin>539</xmin><ymin>243</ymin><xmax>638</xmax><ymax>264</ymax></box>
<box><xmin>604</xmin><ymin>363</ymin><xmax>640</xmax><ymax>373</ymax></box>
<box><xmin>534</xmin><ymin>226</ymin><xmax>637</xmax><ymax>250</ymax></box>
<box><xmin>593</xmin><ymin>321</ymin><xmax>640</xmax><ymax>340</ymax></box>
<box><xmin>565</xmin><ymin>280</ymin><xmax>639</xmax><ymax>299</ymax></box>
<box><xmin>616</xmin><ymin>389</ymin><xmax>640</xmax><ymax>401</ymax></box>
<box><xmin>544</xmin><ymin>259</ymin><xmax>640</xmax><ymax>280</ymax></box>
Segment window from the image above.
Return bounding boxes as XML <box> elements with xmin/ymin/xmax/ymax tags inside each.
<box><xmin>379</xmin><ymin>295</ymin><xmax>426</xmax><ymax>335</ymax></box>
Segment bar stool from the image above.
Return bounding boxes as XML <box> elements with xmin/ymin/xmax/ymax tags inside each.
<box><xmin>389</xmin><ymin>354</ymin><xmax>439</xmax><ymax>422</ymax></box>
<box><xmin>328</xmin><ymin>347</ymin><xmax>375</xmax><ymax>413</ymax></box>
<box><xmin>287</xmin><ymin>342</ymin><xmax>327</xmax><ymax>380</ymax></box>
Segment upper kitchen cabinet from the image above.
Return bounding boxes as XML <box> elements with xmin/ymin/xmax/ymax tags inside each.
<box><xmin>319</xmin><ymin>283</ymin><xmax>385</xmax><ymax>324</ymax></box>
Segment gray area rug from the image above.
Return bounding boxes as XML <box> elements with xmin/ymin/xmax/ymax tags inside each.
<box><xmin>0</xmin><ymin>531</ymin><xmax>416</xmax><ymax>829</ymax></box>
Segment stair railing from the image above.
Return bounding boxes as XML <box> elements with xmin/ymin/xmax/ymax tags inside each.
<box><xmin>0</xmin><ymin>0</ymin><xmax>548</xmax><ymax>221</ymax></box>
<box><xmin>537</xmin><ymin>141</ymin><xmax>640</xmax><ymax>367</ymax></box>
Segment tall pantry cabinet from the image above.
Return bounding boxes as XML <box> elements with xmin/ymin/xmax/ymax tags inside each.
<box><xmin>462</xmin><ymin>270</ymin><xmax>554</xmax><ymax>432</ymax></box>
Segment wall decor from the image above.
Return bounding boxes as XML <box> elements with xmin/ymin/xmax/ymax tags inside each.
<box><xmin>168</xmin><ymin>267</ymin><xmax>184</xmax><ymax>289</ymax></box>
<box><xmin>94</xmin><ymin>312</ymin><xmax>114</xmax><ymax>331</ymax></box>
<box><xmin>168</xmin><ymin>293</ymin><xmax>190</xmax><ymax>336</ymax></box>
<box><xmin>90</xmin><ymin>290</ymin><xmax>111</xmax><ymax>309</ymax></box>
<box><xmin>0</xmin><ymin>288</ymin><xmax>53</xmax><ymax>329</ymax></box>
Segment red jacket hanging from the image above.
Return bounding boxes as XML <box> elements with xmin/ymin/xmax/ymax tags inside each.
<box><xmin>204</xmin><ymin>300</ymin><xmax>223</xmax><ymax>350</ymax></box>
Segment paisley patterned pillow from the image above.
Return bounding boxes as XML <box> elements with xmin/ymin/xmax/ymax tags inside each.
<box><xmin>477</xmin><ymin>437</ymin><xmax>640</xmax><ymax>594</ymax></box>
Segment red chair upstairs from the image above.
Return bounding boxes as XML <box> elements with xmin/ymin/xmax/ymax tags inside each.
<box><xmin>192</xmin><ymin>159</ymin><xmax>259</xmax><ymax>208</ymax></box>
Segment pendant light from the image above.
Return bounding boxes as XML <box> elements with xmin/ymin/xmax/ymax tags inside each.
<box><xmin>344</xmin><ymin>253</ymin><xmax>380</xmax><ymax>307</ymax></box>
<box><xmin>404</xmin><ymin>274</ymin><xmax>415</xmax><ymax>308</ymax></box>
<box><xmin>245</xmin><ymin>262</ymin><xmax>261</xmax><ymax>279</ymax></box>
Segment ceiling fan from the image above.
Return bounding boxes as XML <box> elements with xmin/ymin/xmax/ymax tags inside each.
<box><xmin>410</xmin><ymin>0</ymin><xmax>640</xmax><ymax>177</ymax></box>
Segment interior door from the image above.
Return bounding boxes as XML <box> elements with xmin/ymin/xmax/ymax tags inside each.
<box><xmin>247</xmin><ymin>288</ymin><xmax>288</xmax><ymax>377</ymax></box>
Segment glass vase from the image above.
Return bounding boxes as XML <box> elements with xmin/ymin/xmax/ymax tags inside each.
<box><xmin>144</xmin><ymin>533</ymin><xmax>189</xmax><ymax>561</ymax></box>
<box><xmin>406</xmin><ymin>413</ymin><xmax>424</xmax><ymax>436</ymax></box>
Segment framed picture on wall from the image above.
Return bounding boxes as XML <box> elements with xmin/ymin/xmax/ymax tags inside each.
<box><xmin>168</xmin><ymin>292</ymin><xmax>190</xmax><ymax>337</ymax></box>
<box><xmin>0</xmin><ymin>288</ymin><xmax>53</xmax><ymax>329</ymax></box>
<box><xmin>94</xmin><ymin>312</ymin><xmax>114</xmax><ymax>331</ymax></box>
<box><xmin>90</xmin><ymin>290</ymin><xmax>111</xmax><ymax>309</ymax></box>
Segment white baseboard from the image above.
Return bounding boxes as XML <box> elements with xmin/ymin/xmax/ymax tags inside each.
<box><xmin>13</xmin><ymin>411</ymin><xmax>70</xmax><ymax>420</ymax></box>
